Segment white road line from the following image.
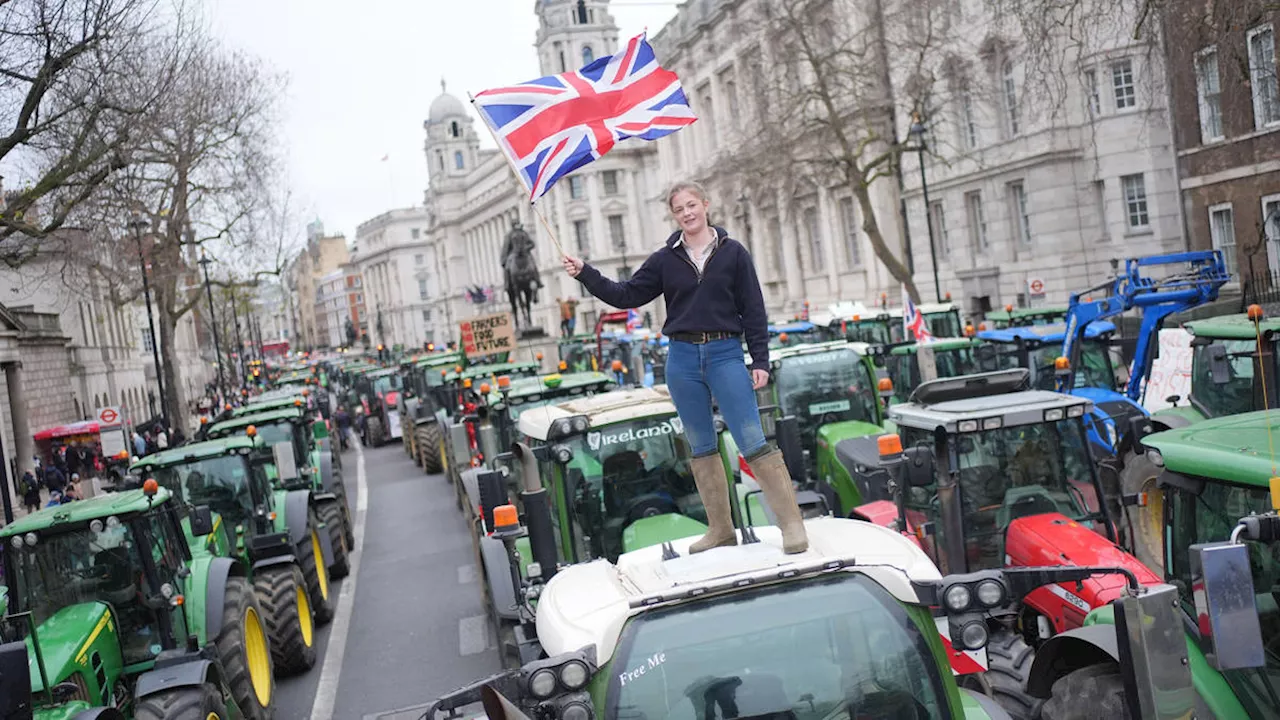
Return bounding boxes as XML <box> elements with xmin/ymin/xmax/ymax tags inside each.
<box><xmin>458</xmin><ymin>615</ymin><xmax>489</xmax><ymax>656</ymax></box>
<box><xmin>310</xmin><ymin>443</ymin><xmax>369</xmax><ymax>720</ymax></box>
<box><xmin>457</xmin><ymin>564</ymin><xmax>476</xmax><ymax>585</ymax></box>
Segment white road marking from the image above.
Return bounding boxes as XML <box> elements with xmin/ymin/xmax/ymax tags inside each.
<box><xmin>458</xmin><ymin>615</ymin><xmax>489</xmax><ymax>656</ymax></box>
<box><xmin>310</xmin><ymin>443</ymin><xmax>369</xmax><ymax>720</ymax></box>
<box><xmin>457</xmin><ymin>564</ymin><xmax>476</xmax><ymax>585</ymax></box>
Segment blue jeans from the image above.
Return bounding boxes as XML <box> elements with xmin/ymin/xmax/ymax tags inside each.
<box><xmin>665</xmin><ymin>338</ymin><xmax>768</xmax><ymax>458</ymax></box>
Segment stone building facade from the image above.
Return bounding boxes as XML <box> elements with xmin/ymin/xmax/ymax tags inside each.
<box><xmin>285</xmin><ymin>220</ymin><xmax>350</xmax><ymax>352</ymax></box>
<box><xmin>351</xmin><ymin>207</ymin><xmax>433</xmax><ymax>350</ymax></box>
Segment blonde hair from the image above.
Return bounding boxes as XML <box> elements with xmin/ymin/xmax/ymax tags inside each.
<box><xmin>665</xmin><ymin>180</ymin><xmax>710</xmax><ymax>212</ymax></box>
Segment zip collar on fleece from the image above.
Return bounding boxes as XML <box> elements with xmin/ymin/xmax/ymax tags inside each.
<box><xmin>666</xmin><ymin>226</ymin><xmax>725</xmax><ymax>250</ymax></box>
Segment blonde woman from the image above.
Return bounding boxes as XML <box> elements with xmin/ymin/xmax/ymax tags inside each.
<box><xmin>561</xmin><ymin>181</ymin><xmax>808</xmax><ymax>554</ymax></box>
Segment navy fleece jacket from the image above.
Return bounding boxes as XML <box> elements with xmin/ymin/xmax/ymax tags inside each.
<box><xmin>575</xmin><ymin>226</ymin><xmax>770</xmax><ymax>371</ymax></box>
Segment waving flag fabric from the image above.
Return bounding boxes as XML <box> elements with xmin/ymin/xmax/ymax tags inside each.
<box><xmin>626</xmin><ymin>309</ymin><xmax>641</xmax><ymax>332</ymax></box>
<box><xmin>903</xmin><ymin>287</ymin><xmax>935</xmax><ymax>344</ymax></box>
<box><xmin>473</xmin><ymin>32</ymin><xmax>696</xmax><ymax>201</ymax></box>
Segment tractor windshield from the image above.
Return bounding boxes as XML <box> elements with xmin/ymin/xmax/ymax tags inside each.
<box><xmin>150</xmin><ymin>455</ymin><xmax>257</xmax><ymax>527</ymax></box>
<box><xmin>560</xmin><ymin>416</ymin><xmax>698</xmax><ymax>562</ymax></box>
<box><xmin>560</xmin><ymin>342</ymin><xmax>595</xmax><ymax>373</ymax></box>
<box><xmin>1166</xmin><ymin>480</ymin><xmax>1280</xmax><ymax>718</ymax></box>
<box><xmin>373</xmin><ymin>374</ymin><xmax>402</xmax><ymax>395</ymax></box>
<box><xmin>4</xmin><ymin>520</ymin><xmax>162</xmax><ymax>664</ymax></box>
<box><xmin>1027</xmin><ymin>342</ymin><xmax>1116</xmax><ymax>391</ymax></box>
<box><xmin>606</xmin><ymin>573</ymin><xmax>947</xmax><ymax>720</ymax></box>
<box><xmin>839</xmin><ymin>320</ymin><xmax>892</xmax><ymax>345</ymax></box>
<box><xmin>774</xmin><ymin>350</ymin><xmax>880</xmax><ymax>470</ymax></box>
<box><xmin>1190</xmin><ymin>339</ymin><xmax>1259</xmax><ymax>418</ymax></box>
<box><xmin>927</xmin><ymin>310</ymin><xmax>963</xmax><ymax>339</ymax></box>
<box><xmin>888</xmin><ymin>346</ymin><xmax>1002</xmax><ymax>403</ymax></box>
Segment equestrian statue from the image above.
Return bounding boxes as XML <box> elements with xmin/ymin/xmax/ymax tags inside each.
<box><xmin>502</xmin><ymin>221</ymin><xmax>543</xmax><ymax>330</ymax></box>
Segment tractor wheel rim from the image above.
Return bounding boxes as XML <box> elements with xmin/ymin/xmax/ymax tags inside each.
<box><xmin>207</xmin><ymin>714</ymin><xmax>219</xmax><ymax>720</ymax></box>
<box><xmin>312</xmin><ymin>530</ymin><xmax>330</xmax><ymax>600</ymax></box>
<box><xmin>298</xmin><ymin>586</ymin><xmax>314</xmax><ymax>647</ymax></box>
<box><xmin>1140</xmin><ymin>475</ymin><xmax>1163</xmax><ymax>555</ymax></box>
<box><xmin>244</xmin><ymin>606</ymin><xmax>272</xmax><ymax>707</ymax></box>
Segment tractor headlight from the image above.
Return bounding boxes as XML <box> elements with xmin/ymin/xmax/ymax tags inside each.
<box><xmin>10</xmin><ymin>536</ymin><xmax>22</xmax><ymax>549</ymax></box>
<box><xmin>981</xmin><ymin>417</ymin><xmax>1002</xmax><ymax>430</ymax></box>
<box><xmin>553</xmin><ymin>444</ymin><xmax>574</xmax><ymax>465</ymax></box>
<box><xmin>957</xmin><ymin>420</ymin><xmax>978</xmax><ymax>433</ymax></box>
<box><xmin>944</xmin><ymin>584</ymin><xmax>972</xmax><ymax>612</ymax></box>
<box><xmin>975</xmin><ymin>579</ymin><xmax>1006</xmax><ymax>608</ymax></box>
<box><xmin>549</xmin><ymin>419</ymin><xmax>572</xmax><ymax>440</ymax></box>
<box><xmin>23</xmin><ymin>533</ymin><xmax>37</xmax><ymax>547</ymax></box>
<box><xmin>160</xmin><ymin>583</ymin><xmax>175</xmax><ymax>599</ymax></box>
<box><xmin>559</xmin><ymin>659</ymin><xmax>589</xmax><ymax>690</ymax></box>
<box><xmin>559</xmin><ymin>699</ymin><xmax>593</xmax><ymax>720</ymax></box>
<box><xmin>1043</xmin><ymin>408</ymin><xmax>1065</xmax><ymax>422</ymax></box>
<box><xmin>106</xmin><ymin>516</ymin><xmax>120</xmax><ymax>529</ymax></box>
<box><xmin>1147</xmin><ymin>448</ymin><xmax>1164</xmax><ymax>467</ymax></box>
<box><xmin>89</xmin><ymin>519</ymin><xmax>104</xmax><ymax>534</ymax></box>
<box><xmin>529</xmin><ymin>668</ymin><xmax>558</xmax><ymax>699</ymax></box>
<box><xmin>571</xmin><ymin>416</ymin><xmax>589</xmax><ymax>433</ymax></box>
<box><xmin>958</xmin><ymin>620</ymin><xmax>989</xmax><ymax>650</ymax></box>
<box><xmin>1066</xmin><ymin>404</ymin><xmax>1085</xmax><ymax>418</ymax></box>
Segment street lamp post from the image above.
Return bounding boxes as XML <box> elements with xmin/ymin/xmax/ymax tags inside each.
<box><xmin>130</xmin><ymin>214</ymin><xmax>169</xmax><ymax>429</ymax></box>
<box><xmin>230</xmin><ymin>283</ymin><xmax>245</xmax><ymax>388</ymax></box>
<box><xmin>198</xmin><ymin>248</ymin><xmax>227</xmax><ymax>402</ymax></box>
<box><xmin>908</xmin><ymin>112</ymin><xmax>944</xmax><ymax>303</ymax></box>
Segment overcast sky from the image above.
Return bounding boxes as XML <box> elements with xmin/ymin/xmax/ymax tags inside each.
<box><xmin>209</xmin><ymin>1</ymin><xmax>680</xmax><ymax>245</ymax></box>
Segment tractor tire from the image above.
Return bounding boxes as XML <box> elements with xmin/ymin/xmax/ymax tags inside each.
<box><xmin>1119</xmin><ymin>450</ymin><xmax>1165</xmax><ymax>575</ymax></box>
<box><xmin>1040</xmin><ymin>663</ymin><xmax>1130</xmax><ymax>720</ymax></box>
<box><xmin>419</xmin><ymin>424</ymin><xmax>443</xmax><ymax>474</ymax></box>
<box><xmin>136</xmin><ymin>683</ymin><xmax>225</xmax><ymax>720</ymax></box>
<box><xmin>214</xmin><ymin>576</ymin><xmax>274</xmax><ymax>720</ymax></box>
<box><xmin>368</xmin><ymin>417</ymin><xmax>385</xmax><ymax>448</ymax></box>
<box><xmin>253</xmin><ymin>563</ymin><xmax>316</xmax><ymax>676</ymax></box>
<box><xmin>960</xmin><ymin>631</ymin><xmax>1043</xmax><ymax>720</ymax></box>
<box><xmin>319</xmin><ymin>499</ymin><xmax>351</xmax><ymax>579</ymax></box>
<box><xmin>299</xmin><ymin>513</ymin><xmax>335</xmax><ymax>626</ymax></box>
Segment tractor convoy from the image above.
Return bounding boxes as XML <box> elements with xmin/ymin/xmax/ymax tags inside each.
<box><xmin>8</xmin><ymin>248</ymin><xmax>1280</xmax><ymax>718</ymax></box>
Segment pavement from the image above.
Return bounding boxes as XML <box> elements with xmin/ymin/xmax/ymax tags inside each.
<box><xmin>273</xmin><ymin>439</ymin><xmax>501</xmax><ymax>720</ymax></box>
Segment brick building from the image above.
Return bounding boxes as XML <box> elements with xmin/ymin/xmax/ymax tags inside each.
<box><xmin>1165</xmin><ymin>1</ymin><xmax>1280</xmax><ymax>282</ymax></box>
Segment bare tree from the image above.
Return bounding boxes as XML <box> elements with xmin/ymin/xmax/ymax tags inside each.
<box><xmin>0</xmin><ymin>0</ymin><xmax>186</xmax><ymax>259</ymax></box>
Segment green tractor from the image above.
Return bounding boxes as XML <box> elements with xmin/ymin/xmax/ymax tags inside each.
<box><xmin>203</xmin><ymin>408</ymin><xmax>353</xmax><ymax>579</ymax></box>
<box><xmin>880</xmin><ymin>338</ymin><xmax>1002</xmax><ymax>404</ymax></box>
<box><xmin>399</xmin><ymin>350</ymin><xmax>467</xmax><ymax>473</ymax></box>
<box><xmin>425</xmin><ymin>515</ymin><xmax>1200</xmax><ymax>720</ymax></box>
<box><xmin>131</xmin><ymin>435</ymin><xmax>336</xmax><ymax>678</ymax></box>
<box><xmin>557</xmin><ymin>333</ymin><xmax>598</xmax><ymax>374</ymax></box>
<box><xmin>0</xmin><ymin>485</ymin><xmax>275</xmax><ymax>719</ymax></box>
<box><xmin>436</xmin><ymin>360</ymin><xmax>540</xmax><ymax>489</ymax></box>
<box><xmin>984</xmin><ymin>305</ymin><xmax>1069</xmax><ymax>330</ymax></box>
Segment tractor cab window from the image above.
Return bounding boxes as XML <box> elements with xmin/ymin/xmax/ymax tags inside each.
<box><xmin>838</xmin><ymin>320</ymin><xmax>891</xmax><ymax>345</ymax></box>
<box><xmin>607</xmin><ymin>573</ymin><xmax>946</xmax><ymax>720</ymax></box>
<box><xmin>774</xmin><ymin>350</ymin><xmax>880</xmax><ymax>470</ymax></box>
<box><xmin>953</xmin><ymin>419</ymin><xmax>1097</xmax><ymax>570</ymax></box>
<box><xmin>560</xmin><ymin>417</ymin><xmax>698</xmax><ymax>562</ymax></box>
<box><xmin>373</xmin><ymin>374</ymin><xmax>402</xmax><ymax>395</ymax></box>
<box><xmin>5</xmin><ymin>520</ymin><xmax>162</xmax><ymax>665</ymax></box>
<box><xmin>560</xmin><ymin>341</ymin><xmax>595</xmax><ymax>373</ymax></box>
<box><xmin>1167</xmin><ymin>480</ymin><xmax>1280</xmax><ymax>719</ymax></box>
<box><xmin>255</xmin><ymin>421</ymin><xmax>307</xmax><ymax>469</ymax></box>
<box><xmin>1190</xmin><ymin>340</ymin><xmax>1258</xmax><ymax>418</ymax></box>
<box><xmin>1027</xmin><ymin>342</ymin><xmax>1116</xmax><ymax>391</ymax></box>
<box><xmin>151</xmin><ymin>455</ymin><xmax>256</xmax><ymax>527</ymax></box>
<box><xmin>927</xmin><ymin>310</ymin><xmax>963</xmax><ymax>339</ymax></box>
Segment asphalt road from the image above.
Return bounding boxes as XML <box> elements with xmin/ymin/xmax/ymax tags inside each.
<box><xmin>274</xmin><ymin>440</ymin><xmax>501</xmax><ymax>720</ymax></box>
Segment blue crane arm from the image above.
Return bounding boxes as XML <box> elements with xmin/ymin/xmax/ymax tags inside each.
<box><xmin>1056</xmin><ymin>250</ymin><xmax>1230</xmax><ymax>399</ymax></box>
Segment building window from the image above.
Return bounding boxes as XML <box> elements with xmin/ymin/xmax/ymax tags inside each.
<box><xmin>1249</xmin><ymin>25</ymin><xmax>1280</xmax><ymax>128</ymax></box>
<box><xmin>1008</xmin><ymin>181</ymin><xmax>1031</xmax><ymax>244</ymax></box>
<box><xmin>436</xmin><ymin>151</ymin><xmax>444</xmax><ymax>171</ymax></box>
<box><xmin>959</xmin><ymin>89</ymin><xmax>977</xmax><ymax>149</ymax></box>
<box><xmin>602</xmin><ymin>170</ymin><xmax>619</xmax><ymax>195</ymax></box>
<box><xmin>1121</xmin><ymin>174</ymin><xmax>1149</xmax><ymax>229</ymax></box>
<box><xmin>608</xmin><ymin>214</ymin><xmax>626</xmax><ymax>249</ymax></box>
<box><xmin>418</xmin><ymin>279</ymin><xmax>428</xmax><ymax>300</ymax></box>
<box><xmin>721</xmin><ymin>70</ymin><xmax>741</xmax><ymax>128</ymax></box>
<box><xmin>411</xmin><ymin>229</ymin><xmax>420</xmax><ymax>240</ymax></box>
<box><xmin>1195</xmin><ymin>47</ymin><xmax>1224</xmax><ymax>142</ymax></box>
<box><xmin>573</xmin><ymin>219</ymin><xmax>590</xmax><ymax>254</ymax></box>
<box><xmin>454</xmin><ymin>151</ymin><xmax>464</xmax><ymax>170</ymax></box>
<box><xmin>422</xmin><ymin>309</ymin><xmax>431</xmax><ymax>322</ymax></box>
<box><xmin>415</xmin><ymin>253</ymin><xmax>424</xmax><ymax>264</ymax></box>
<box><xmin>1262</xmin><ymin>195</ymin><xmax>1280</xmax><ymax>277</ymax></box>
<box><xmin>569</xmin><ymin>176</ymin><xmax>584</xmax><ymax>199</ymax></box>
<box><xmin>1093</xmin><ymin>180</ymin><xmax>1107</xmax><ymax>241</ymax></box>
<box><xmin>1002</xmin><ymin>59</ymin><xmax>1020</xmax><ymax>136</ymax></box>
<box><xmin>803</xmin><ymin>207</ymin><xmax>824</xmax><ymax>267</ymax></box>
<box><xmin>1083</xmin><ymin>69</ymin><xmax>1100</xmax><ymax>116</ymax></box>
<box><xmin>965</xmin><ymin>191</ymin><xmax>988</xmax><ymax>251</ymax></box>
<box><xmin>1111</xmin><ymin>59</ymin><xmax>1135</xmax><ymax>110</ymax></box>
<box><xmin>582</xmin><ymin>45</ymin><xmax>594</xmax><ymax>65</ymax></box>
<box><xmin>450</xmin><ymin>121</ymin><xmax>460</xmax><ymax>138</ymax></box>
<box><xmin>142</xmin><ymin>328</ymin><xmax>155</xmax><ymax>353</ymax></box>
<box><xmin>1209</xmin><ymin>203</ymin><xmax>1236</xmax><ymax>272</ymax></box>
<box><xmin>929</xmin><ymin>201</ymin><xmax>949</xmax><ymax>255</ymax></box>
<box><xmin>839</xmin><ymin>196</ymin><xmax>860</xmax><ymax>268</ymax></box>
<box><xmin>555</xmin><ymin>42</ymin><xmax>566</xmax><ymax>73</ymax></box>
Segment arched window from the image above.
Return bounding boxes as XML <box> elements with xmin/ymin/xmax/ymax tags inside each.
<box><xmin>450</xmin><ymin>121</ymin><xmax>460</xmax><ymax>138</ymax></box>
<box><xmin>582</xmin><ymin>46</ymin><xmax>594</xmax><ymax>65</ymax></box>
<box><xmin>454</xmin><ymin>151</ymin><xmax>465</xmax><ymax>170</ymax></box>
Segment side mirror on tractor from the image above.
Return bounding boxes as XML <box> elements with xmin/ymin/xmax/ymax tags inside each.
<box><xmin>189</xmin><ymin>505</ymin><xmax>215</xmax><ymax>537</ymax></box>
<box><xmin>0</xmin><ymin>640</ymin><xmax>32</xmax><ymax>719</ymax></box>
<box><xmin>901</xmin><ymin>446</ymin><xmax>935</xmax><ymax>487</ymax></box>
<box><xmin>1207</xmin><ymin>343</ymin><xmax>1230</xmax><ymax>385</ymax></box>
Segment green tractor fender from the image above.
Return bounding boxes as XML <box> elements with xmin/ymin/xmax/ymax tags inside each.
<box><xmin>133</xmin><ymin>654</ymin><xmax>226</xmax><ymax>710</ymax></box>
<box><xmin>186</xmin><ymin>556</ymin><xmax>244</xmax><ymax>644</ymax></box>
<box><xmin>278</xmin><ymin>489</ymin><xmax>335</xmax><ymax>570</ymax></box>
<box><xmin>316</xmin><ymin>450</ymin><xmax>342</xmax><ymax>495</ymax></box>
<box><xmin>1133</xmin><ymin>408</ymin><xmax>1198</xmax><ymax>451</ymax></box>
<box><xmin>66</xmin><ymin>709</ymin><xmax>125</xmax><ymax>720</ymax></box>
<box><xmin>478</xmin><ymin>534</ymin><xmax>520</xmax><ymax>622</ymax></box>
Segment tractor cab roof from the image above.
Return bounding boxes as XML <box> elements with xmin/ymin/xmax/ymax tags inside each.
<box><xmin>445</xmin><ymin>361</ymin><xmax>539</xmax><ymax>382</ymax></box>
<box><xmin>365</xmin><ymin>368</ymin><xmax>400</xmax><ymax>378</ymax></box>
<box><xmin>985</xmin><ymin>306</ymin><xmax>1069</xmax><ymax>324</ymax></box>
<box><xmin>977</xmin><ymin>321</ymin><xmax>1116</xmax><ymax>344</ymax></box>
<box><xmin>888</xmin><ymin>369</ymin><xmax>1091</xmax><ymax>431</ymax></box>
<box><xmin>206</xmin><ymin>408</ymin><xmax>306</xmax><ymax>437</ymax></box>
<box><xmin>888</xmin><ymin>337</ymin><xmax>983</xmax><ymax>355</ymax></box>
<box><xmin>234</xmin><ymin>395</ymin><xmax>308</xmax><ymax>416</ymax></box>
<box><xmin>411</xmin><ymin>352</ymin><xmax>464</xmax><ymax>368</ymax></box>
<box><xmin>1184</xmin><ymin>312</ymin><xmax>1280</xmax><ymax>340</ymax></box>
<box><xmin>501</xmin><ymin>371</ymin><xmax>615</xmax><ymax>400</ymax></box>
<box><xmin>517</xmin><ymin>386</ymin><xmax>675</xmax><ymax>440</ymax></box>
<box><xmin>1143</xmin><ymin>409</ymin><xmax>1280</xmax><ymax>488</ymax></box>
<box><xmin>1</xmin><ymin>487</ymin><xmax>173</xmax><ymax>537</ymax></box>
<box><xmin>768</xmin><ymin>339</ymin><xmax>872</xmax><ymax>362</ymax></box>
<box><xmin>131</xmin><ymin>436</ymin><xmax>261</xmax><ymax>471</ymax></box>
<box><xmin>534</xmin><ymin>517</ymin><xmax>939</xmax><ymax>663</ymax></box>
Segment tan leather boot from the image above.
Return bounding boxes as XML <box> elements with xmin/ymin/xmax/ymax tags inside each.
<box><xmin>747</xmin><ymin>449</ymin><xmax>809</xmax><ymax>554</ymax></box>
<box><xmin>688</xmin><ymin>454</ymin><xmax>738</xmax><ymax>553</ymax></box>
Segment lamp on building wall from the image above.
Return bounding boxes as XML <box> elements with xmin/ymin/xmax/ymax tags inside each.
<box><xmin>198</xmin><ymin>247</ymin><xmax>227</xmax><ymax>401</ymax></box>
<box><xmin>906</xmin><ymin>111</ymin><xmax>943</xmax><ymax>303</ymax></box>
<box><xmin>130</xmin><ymin>213</ymin><xmax>169</xmax><ymax>429</ymax></box>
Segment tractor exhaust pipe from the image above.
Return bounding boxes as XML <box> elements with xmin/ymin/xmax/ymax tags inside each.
<box><xmin>512</xmin><ymin>442</ymin><xmax>557</xmax><ymax>581</ymax></box>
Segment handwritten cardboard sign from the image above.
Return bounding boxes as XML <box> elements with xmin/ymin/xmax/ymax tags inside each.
<box><xmin>460</xmin><ymin>312</ymin><xmax>517</xmax><ymax>359</ymax></box>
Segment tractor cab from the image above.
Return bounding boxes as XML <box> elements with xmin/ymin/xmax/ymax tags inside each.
<box><xmin>1167</xmin><ymin>312</ymin><xmax>1280</xmax><ymax>422</ymax></box>
<box><xmin>976</xmin><ymin>321</ymin><xmax>1121</xmax><ymax>392</ymax></box>
<box><xmin>984</xmin><ymin>305</ymin><xmax>1069</xmax><ymax>329</ymax></box>
<box><xmin>352</xmin><ymin>367</ymin><xmax>404</xmax><ymax>446</ymax></box>
<box><xmin>881</xmin><ymin>337</ymin><xmax>1002</xmax><ymax>404</ymax></box>
<box><xmin>482</xmin><ymin>371</ymin><xmax>616</xmax><ymax>451</ymax></box>
<box><xmin>880</xmin><ymin>301</ymin><xmax>965</xmax><ymax>342</ymax></box>
<box><xmin>766</xmin><ymin>320</ymin><xmax>829</xmax><ymax>349</ymax></box>
<box><xmin>557</xmin><ymin>333</ymin><xmax>598</xmax><ymax>373</ymax></box>
<box><xmin>853</xmin><ymin>370</ymin><xmax>1117</xmax><ymax>577</ymax></box>
<box><xmin>206</xmin><ymin>408</ymin><xmax>323</xmax><ymax>491</ymax></box>
<box><xmin>812</xmin><ymin>301</ymin><xmax>895</xmax><ymax>345</ymax></box>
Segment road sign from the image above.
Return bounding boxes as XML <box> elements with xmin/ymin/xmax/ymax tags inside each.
<box><xmin>96</xmin><ymin>406</ymin><xmax>121</xmax><ymax>427</ymax></box>
<box><xmin>1027</xmin><ymin>277</ymin><xmax>1046</xmax><ymax>299</ymax></box>
<box><xmin>460</xmin><ymin>312</ymin><xmax>517</xmax><ymax>359</ymax></box>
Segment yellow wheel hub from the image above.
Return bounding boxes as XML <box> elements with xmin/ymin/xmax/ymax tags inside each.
<box><xmin>207</xmin><ymin>713</ymin><xmax>220</xmax><ymax>720</ymax></box>
<box><xmin>440</xmin><ymin>439</ymin><xmax>449</xmax><ymax>472</ymax></box>
<box><xmin>297</xmin><ymin>586</ymin><xmax>314</xmax><ymax>647</ymax></box>
<box><xmin>312</xmin><ymin>530</ymin><xmax>330</xmax><ymax>600</ymax></box>
<box><xmin>243</xmin><ymin>606</ymin><xmax>272</xmax><ymax>708</ymax></box>
<box><xmin>1139</xmin><ymin>475</ymin><xmax>1164</xmax><ymax>556</ymax></box>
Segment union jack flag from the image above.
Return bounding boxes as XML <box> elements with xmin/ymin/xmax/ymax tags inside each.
<box><xmin>903</xmin><ymin>287</ymin><xmax>935</xmax><ymax>344</ymax></box>
<box><xmin>626</xmin><ymin>309</ymin><xmax>641</xmax><ymax>332</ymax></box>
<box><xmin>473</xmin><ymin>33</ymin><xmax>696</xmax><ymax>201</ymax></box>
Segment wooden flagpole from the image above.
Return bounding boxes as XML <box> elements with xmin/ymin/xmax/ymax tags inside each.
<box><xmin>467</xmin><ymin>91</ymin><xmax>568</xmax><ymax>258</ymax></box>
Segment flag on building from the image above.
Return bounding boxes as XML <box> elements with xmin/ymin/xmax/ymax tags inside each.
<box><xmin>473</xmin><ymin>32</ymin><xmax>696</xmax><ymax>201</ymax></box>
<box><xmin>903</xmin><ymin>287</ymin><xmax>934</xmax><ymax>344</ymax></box>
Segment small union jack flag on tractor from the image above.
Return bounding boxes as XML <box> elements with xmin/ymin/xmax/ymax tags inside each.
<box><xmin>903</xmin><ymin>288</ymin><xmax>935</xmax><ymax>344</ymax></box>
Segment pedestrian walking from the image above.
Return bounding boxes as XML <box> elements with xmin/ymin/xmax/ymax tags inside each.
<box><xmin>43</xmin><ymin>464</ymin><xmax>67</xmax><ymax>496</ymax></box>
<box><xmin>335</xmin><ymin>406</ymin><xmax>351</xmax><ymax>451</ymax></box>
<box><xmin>562</xmin><ymin>180</ymin><xmax>808</xmax><ymax>554</ymax></box>
<box><xmin>19</xmin><ymin>470</ymin><xmax>40</xmax><ymax>514</ymax></box>
<box><xmin>132</xmin><ymin>430</ymin><xmax>146</xmax><ymax>457</ymax></box>
<box><xmin>156</xmin><ymin>427</ymin><xmax>169</xmax><ymax>450</ymax></box>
